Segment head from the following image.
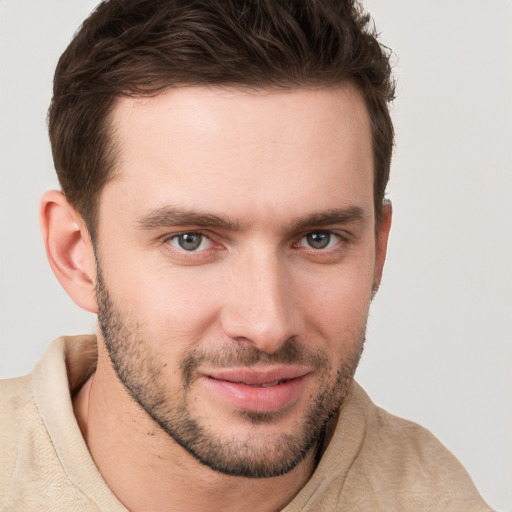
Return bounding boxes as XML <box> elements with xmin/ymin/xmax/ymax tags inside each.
<box><xmin>48</xmin><ymin>0</ymin><xmax>394</xmax><ymax>237</ymax></box>
<box><xmin>42</xmin><ymin>0</ymin><xmax>394</xmax><ymax>478</ymax></box>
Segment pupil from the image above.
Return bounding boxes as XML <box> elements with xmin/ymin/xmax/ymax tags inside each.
<box><xmin>307</xmin><ymin>232</ymin><xmax>330</xmax><ymax>249</ymax></box>
<box><xmin>179</xmin><ymin>233</ymin><xmax>201</xmax><ymax>250</ymax></box>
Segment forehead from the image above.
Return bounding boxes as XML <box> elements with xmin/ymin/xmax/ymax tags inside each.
<box><xmin>102</xmin><ymin>85</ymin><xmax>374</xmax><ymax>226</ymax></box>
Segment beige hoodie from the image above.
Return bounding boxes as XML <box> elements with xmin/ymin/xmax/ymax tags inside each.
<box><xmin>0</xmin><ymin>336</ymin><xmax>491</xmax><ymax>511</ymax></box>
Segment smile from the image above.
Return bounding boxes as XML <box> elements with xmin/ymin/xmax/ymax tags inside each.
<box><xmin>237</xmin><ymin>379</ymin><xmax>288</xmax><ymax>387</ymax></box>
<box><xmin>199</xmin><ymin>366</ymin><xmax>311</xmax><ymax>413</ymax></box>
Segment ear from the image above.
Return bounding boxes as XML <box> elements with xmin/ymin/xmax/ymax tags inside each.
<box><xmin>373</xmin><ymin>199</ymin><xmax>392</xmax><ymax>294</ymax></box>
<box><xmin>40</xmin><ymin>190</ymin><xmax>98</xmax><ymax>313</ymax></box>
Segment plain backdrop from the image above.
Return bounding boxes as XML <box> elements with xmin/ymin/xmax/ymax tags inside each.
<box><xmin>0</xmin><ymin>1</ymin><xmax>511</xmax><ymax>510</ymax></box>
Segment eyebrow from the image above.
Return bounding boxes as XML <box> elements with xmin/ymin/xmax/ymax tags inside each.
<box><xmin>137</xmin><ymin>205</ymin><xmax>366</xmax><ymax>232</ymax></box>
<box><xmin>137</xmin><ymin>206</ymin><xmax>242</xmax><ymax>231</ymax></box>
<box><xmin>290</xmin><ymin>206</ymin><xmax>366</xmax><ymax>232</ymax></box>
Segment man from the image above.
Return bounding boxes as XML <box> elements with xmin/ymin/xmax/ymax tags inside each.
<box><xmin>0</xmin><ymin>1</ymin><xmax>491</xmax><ymax>510</ymax></box>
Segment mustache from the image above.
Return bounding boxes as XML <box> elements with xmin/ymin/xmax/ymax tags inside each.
<box><xmin>179</xmin><ymin>338</ymin><xmax>330</xmax><ymax>388</ymax></box>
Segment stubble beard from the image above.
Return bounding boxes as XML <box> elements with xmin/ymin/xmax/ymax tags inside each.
<box><xmin>95</xmin><ymin>265</ymin><xmax>365</xmax><ymax>478</ymax></box>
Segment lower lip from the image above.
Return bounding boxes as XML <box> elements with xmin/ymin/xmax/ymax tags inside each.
<box><xmin>201</xmin><ymin>375</ymin><xmax>309</xmax><ymax>413</ymax></box>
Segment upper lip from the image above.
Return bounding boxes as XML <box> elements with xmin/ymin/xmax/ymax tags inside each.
<box><xmin>202</xmin><ymin>366</ymin><xmax>310</xmax><ymax>385</ymax></box>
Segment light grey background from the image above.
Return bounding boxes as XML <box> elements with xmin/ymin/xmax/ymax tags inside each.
<box><xmin>1</xmin><ymin>1</ymin><xmax>511</xmax><ymax>510</ymax></box>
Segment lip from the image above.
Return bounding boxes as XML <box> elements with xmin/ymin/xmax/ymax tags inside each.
<box><xmin>199</xmin><ymin>366</ymin><xmax>311</xmax><ymax>413</ymax></box>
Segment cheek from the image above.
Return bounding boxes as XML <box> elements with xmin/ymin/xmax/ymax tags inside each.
<box><xmin>296</xmin><ymin>260</ymin><xmax>375</xmax><ymax>344</ymax></box>
<box><xmin>303</xmin><ymin>282</ymin><xmax>371</xmax><ymax>332</ymax></box>
<box><xmin>112</xmin><ymin>266</ymin><xmax>223</xmax><ymax>346</ymax></box>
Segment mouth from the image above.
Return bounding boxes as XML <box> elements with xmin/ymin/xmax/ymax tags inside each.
<box><xmin>199</xmin><ymin>366</ymin><xmax>311</xmax><ymax>413</ymax></box>
<box><xmin>226</xmin><ymin>379</ymin><xmax>291</xmax><ymax>387</ymax></box>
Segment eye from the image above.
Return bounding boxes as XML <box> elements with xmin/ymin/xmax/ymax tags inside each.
<box><xmin>299</xmin><ymin>231</ymin><xmax>340</xmax><ymax>250</ymax></box>
<box><xmin>168</xmin><ymin>232</ymin><xmax>212</xmax><ymax>252</ymax></box>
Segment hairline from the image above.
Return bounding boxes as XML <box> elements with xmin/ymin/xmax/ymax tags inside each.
<box><xmin>85</xmin><ymin>80</ymin><xmax>384</xmax><ymax>241</ymax></box>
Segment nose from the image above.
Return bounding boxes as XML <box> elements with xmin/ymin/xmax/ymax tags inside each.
<box><xmin>220</xmin><ymin>249</ymin><xmax>302</xmax><ymax>354</ymax></box>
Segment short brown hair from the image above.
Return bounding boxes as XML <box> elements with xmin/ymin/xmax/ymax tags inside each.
<box><xmin>48</xmin><ymin>0</ymin><xmax>394</xmax><ymax>237</ymax></box>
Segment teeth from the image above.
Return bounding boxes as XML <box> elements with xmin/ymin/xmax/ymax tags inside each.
<box><xmin>242</xmin><ymin>380</ymin><xmax>282</xmax><ymax>387</ymax></box>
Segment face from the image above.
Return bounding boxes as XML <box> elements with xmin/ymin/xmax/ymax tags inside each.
<box><xmin>94</xmin><ymin>86</ymin><xmax>386</xmax><ymax>477</ymax></box>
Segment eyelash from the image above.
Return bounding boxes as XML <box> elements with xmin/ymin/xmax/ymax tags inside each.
<box><xmin>166</xmin><ymin>232</ymin><xmax>213</xmax><ymax>252</ymax></box>
<box><xmin>294</xmin><ymin>231</ymin><xmax>342</xmax><ymax>251</ymax></box>
<box><xmin>163</xmin><ymin>230</ymin><xmax>345</xmax><ymax>254</ymax></box>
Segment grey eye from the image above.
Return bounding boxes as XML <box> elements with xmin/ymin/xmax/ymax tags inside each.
<box><xmin>173</xmin><ymin>233</ymin><xmax>205</xmax><ymax>251</ymax></box>
<box><xmin>302</xmin><ymin>231</ymin><xmax>338</xmax><ymax>249</ymax></box>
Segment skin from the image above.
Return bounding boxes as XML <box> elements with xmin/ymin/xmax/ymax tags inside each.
<box><xmin>41</xmin><ymin>84</ymin><xmax>391</xmax><ymax>511</ymax></box>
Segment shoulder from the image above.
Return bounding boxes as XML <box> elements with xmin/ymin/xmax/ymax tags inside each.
<box><xmin>0</xmin><ymin>337</ymin><xmax>114</xmax><ymax>511</ymax></box>
<box><xmin>0</xmin><ymin>373</ymin><xmax>37</xmax><ymax>446</ymax></box>
<box><xmin>0</xmin><ymin>374</ymin><xmax>43</xmax><ymax>499</ymax></box>
<box><xmin>338</xmin><ymin>384</ymin><xmax>492</xmax><ymax>511</ymax></box>
<box><xmin>284</xmin><ymin>383</ymin><xmax>492</xmax><ymax>511</ymax></box>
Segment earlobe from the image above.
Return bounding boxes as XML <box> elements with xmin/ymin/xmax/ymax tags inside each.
<box><xmin>40</xmin><ymin>190</ymin><xmax>98</xmax><ymax>313</ymax></box>
<box><xmin>373</xmin><ymin>199</ymin><xmax>392</xmax><ymax>294</ymax></box>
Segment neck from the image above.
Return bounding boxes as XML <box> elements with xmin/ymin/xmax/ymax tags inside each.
<box><xmin>73</xmin><ymin>345</ymin><xmax>318</xmax><ymax>512</ymax></box>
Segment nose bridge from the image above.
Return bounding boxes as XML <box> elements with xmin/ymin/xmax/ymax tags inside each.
<box><xmin>221</xmin><ymin>245</ymin><xmax>299</xmax><ymax>353</ymax></box>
